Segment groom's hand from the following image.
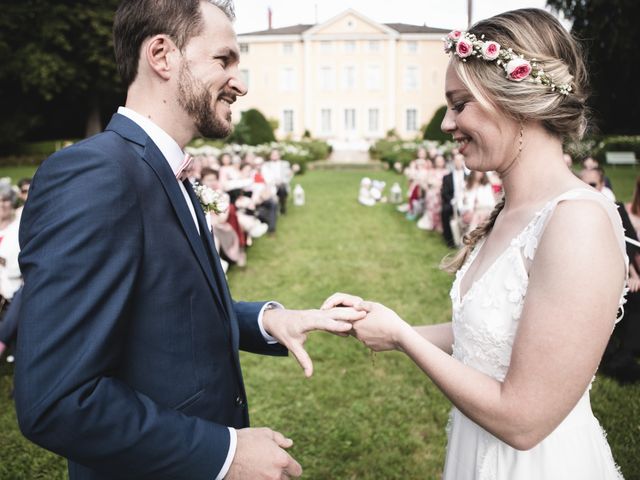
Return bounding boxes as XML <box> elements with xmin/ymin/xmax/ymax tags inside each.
<box><xmin>225</xmin><ymin>427</ymin><xmax>302</xmax><ymax>479</ymax></box>
<box><xmin>262</xmin><ymin>307</ymin><xmax>366</xmax><ymax>377</ymax></box>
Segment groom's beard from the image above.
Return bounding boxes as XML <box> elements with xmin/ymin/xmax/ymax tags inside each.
<box><xmin>177</xmin><ymin>62</ymin><xmax>232</xmax><ymax>139</ymax></box>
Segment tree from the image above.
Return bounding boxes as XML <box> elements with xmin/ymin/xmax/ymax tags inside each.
<box><xmin>0</xmin><ymin>0</ymin><xmax>123</xmax><ymax>147</ymax></box>
<box><xmin>423</xmin><ymin>105</ymin><xmax>449</xmax><ymax>142</ymax></box>
<box><xmin>546</xmin><ymin>0</ymin><xmax>640</xmax><ymax>135</ymax></box>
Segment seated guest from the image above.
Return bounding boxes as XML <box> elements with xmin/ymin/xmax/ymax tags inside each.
<box><xmin>582</xmin><ymin>156</ymin><xmax>613</xmax><ymax>190</ymax></box>
<box><xmin>441</xmin><ymin>153</ymin><xmax>466</xmax><ymax>248</ymax></box>
<box><xmin>460</xmin><ymin>170</ymin><xmax>496</xmax><ymax>234</ymax></box>
<box><xmin>600</xmin><ymin>204</ymin><xmax>640</xmax><ymax>383</ymax></box>
<box><xmin>625</xmin><ymin>175</ymin><xmax>640</xmax><ymax>235</ymax></box>
<box><xmin>580</xmin><ymin>168</ymin><xmax>615</xmax><ymax>202</ymax></box>
<box><xmin>200</xmin><ymin>168</ymin><xmax>246</xmax><ymax>269</ymax></box>
<box><xmin>261</xmin><ymin>149</ymin><xmax>292</xmax><ymax>215</ymax></box>
<box><xmin>0</xmin><ymin>181</ymin><xmax>22</xmax><ymax>360</ymax></box>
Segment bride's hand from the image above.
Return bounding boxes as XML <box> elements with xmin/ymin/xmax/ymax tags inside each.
<box><xmin>352</xmin><ymin>302</ymin><xmax>412</xmax><ymax>352</ymax></box>
<box><xmin>321</xmin><ymin>292</ymin><xmax>369</xmax><ymax>311</ymax></box>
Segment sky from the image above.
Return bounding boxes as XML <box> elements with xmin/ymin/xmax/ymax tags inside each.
<box><xmin>233</xmin><ymin>0</ymin><xmax>558</xmax><ymax>34</ymax></box>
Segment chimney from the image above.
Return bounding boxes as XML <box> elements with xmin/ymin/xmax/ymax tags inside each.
<box><xmin>268</xmin><ymin>7</ymin><xmax>272</xmax><ymax>30</ymax></box>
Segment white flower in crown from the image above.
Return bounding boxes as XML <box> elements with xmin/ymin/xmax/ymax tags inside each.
<box><xmin>481</xmin><ymin>41</ymin><xmax>501</xmax><ymax>60</ymax></box>
<box><xmin>505</xmin><ymin>58</ymin><xmax>532</xmax><ymax>81</ymax></box>
<box><xmin>193</xmin><ymin>183</ymin><xmax>228</xmax><ymax>215</ymax></box>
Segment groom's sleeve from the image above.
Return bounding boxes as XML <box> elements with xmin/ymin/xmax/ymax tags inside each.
<box><xmin>15</xmin><ymin>143</ymin><xmax>232</xmax><ymax>479</ymax></box>
<box><xmin>233</xmin><ymin>300</ymin><xmax>288</xmax><ymax>355</ymax></box>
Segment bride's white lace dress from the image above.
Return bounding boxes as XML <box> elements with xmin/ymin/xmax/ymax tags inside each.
<box><xmin>443</xmin><ymin>188</ymin><xmax>626</xmax><ymax>480</ymax></box>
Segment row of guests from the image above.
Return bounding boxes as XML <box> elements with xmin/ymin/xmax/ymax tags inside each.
<box><xmin>399</xmin><ymin>147</ymin><xmax>503</xmax><ymax>248</ymax></box>
<box><xmin>591</xmin><ymin>172</ymin><xmax>640</xmax><ymax>383</ymax></box>
<box><xmin>399</xmin><ymin>147</ymin><xmax>623</xmax><ymax>250</ymax></box>
<box><xmin>184</xmin><ymin>149</ymin><xmax>294</xmax><ymax>271</ymax></box>
<box><xmin>397</xmin><ymin>148</ymin><xmax>638</xmax><ymax>384</ymax></box>
<box><xmin>0</xmin><ymin>177</ymin><xmax>31</xmax><ymax>363</ymax></box>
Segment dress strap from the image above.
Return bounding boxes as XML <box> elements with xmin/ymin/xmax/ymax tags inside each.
<box><xmin>515</xmin><ymin>188</ymin><xmax>629</xmax><ymax>322</ymax></box>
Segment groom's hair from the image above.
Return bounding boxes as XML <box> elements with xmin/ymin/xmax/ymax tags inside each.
<box><xmin>113</xmin><ymin>0</ymin><xmax>236</xmax><ymax>87</ymax></box>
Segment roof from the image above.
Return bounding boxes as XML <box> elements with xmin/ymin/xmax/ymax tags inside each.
<box><xmin>238</xmin><ymin>23</ymin><xmax>450</xmax><ymax>37</ymax></box>
<box><xmin>384</xmin><ymin>23</ymin><xmax>450</xmax><ymax>34</ymax></box>
<box><xmin>239</xmin><ymin>24</ymin><xmax>314</xmax><ymax>36</ymax></box>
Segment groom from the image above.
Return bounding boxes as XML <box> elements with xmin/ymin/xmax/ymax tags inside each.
<box><xmin>14</xmin><ymin>1</ymin><xmax>363</xmax><ymax>479</ymax></box>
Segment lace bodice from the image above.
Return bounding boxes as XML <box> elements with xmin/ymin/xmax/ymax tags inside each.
<box><xmin>450</xmin><ymin>188</ymin><xmax>628</xmax><ymax>382</ymax></box>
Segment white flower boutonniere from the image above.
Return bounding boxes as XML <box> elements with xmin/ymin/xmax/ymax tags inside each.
<box><xmin>193</xmin><ymin>183</ymin><xmax>229</xmax><ymax>215</ymax></box>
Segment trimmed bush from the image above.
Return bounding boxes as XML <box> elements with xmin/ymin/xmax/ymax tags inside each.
<box><xmin>423</xmin><ymin>105</ymin><xmax>449</xmax><ymax>142</ymax></box>
<box><xmin>227</xmin><ymin>108</ymin><xmax>275</xmax><ymax>146</ymax></box>
<box><xmin>370</xmin><ymin>139</ymin><xmax>457</xmax><ymax>170</ymax></box>
<box><xmin>563</xmin><ymin>135</ymin><xmax>640</xmax><ymax>164</ymax></box>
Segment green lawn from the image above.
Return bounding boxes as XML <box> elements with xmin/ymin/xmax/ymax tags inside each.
<box><xmin>1</xmin><ymin>167</ymin><xmax>639</xmax><ymax>479</ymax></box>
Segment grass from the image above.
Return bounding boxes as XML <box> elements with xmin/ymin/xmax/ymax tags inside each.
<box><xmin>1</xmin><ymin>166</ymin><xmax>639</xmax><ymax>479</ymax></box>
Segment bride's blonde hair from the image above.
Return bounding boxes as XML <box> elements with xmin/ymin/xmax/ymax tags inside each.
<box><xmin>441</xmin><ymin>8</ymin><xmax>589</xmax><ymax>273</ymax></box>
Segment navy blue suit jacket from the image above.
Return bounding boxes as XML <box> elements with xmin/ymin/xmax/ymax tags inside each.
<box><xmin>15</xmin><ymin>114</ymin><xmax>287</xmax><ymax>480</ymax></box>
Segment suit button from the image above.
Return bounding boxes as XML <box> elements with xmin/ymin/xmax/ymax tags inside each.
<box><xmin>235</xmin><ymin>395</ymin><xmax>245</xmax><ymax>407</ymax></box>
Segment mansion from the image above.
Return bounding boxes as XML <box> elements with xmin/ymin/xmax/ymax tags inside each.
<box><xmin>232</xmin><ymin>9</ymin><xmax>451</xmax><ymax>148</ymax></box>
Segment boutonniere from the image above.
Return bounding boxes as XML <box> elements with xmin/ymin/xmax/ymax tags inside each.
<box><xmin>193</xmin><ymin>183</ymin><xmax>229</xmax><ymax>215</ymax></box>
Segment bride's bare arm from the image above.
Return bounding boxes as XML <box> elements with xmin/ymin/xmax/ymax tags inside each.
<box><xmin>354</xmin><ymin>200</ymin><xmax>625</xmax><ymax>450</ymax></box>
<box><xmin>413</xmin><ymin>324</ymin><xmax>453</xmax><ymax>354</ymax></box>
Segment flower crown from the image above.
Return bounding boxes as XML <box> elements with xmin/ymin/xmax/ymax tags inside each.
<box><xmin>443</xmin><ymin>30</ymin><xmax>572</xmax><ymax>96</ymax></box>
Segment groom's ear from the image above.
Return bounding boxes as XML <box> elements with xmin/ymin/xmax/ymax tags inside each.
<box><xmin>142</xmin><ymin>35</ymin><xmax>178</xmax><ymax>81</ymax></box>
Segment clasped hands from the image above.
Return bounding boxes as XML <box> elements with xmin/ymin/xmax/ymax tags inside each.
<box><xmin>227</xmin><ymin>297</ymin><xmax>408</xmax><ymax>480</ymax></box>
<box><xmin>262</xmin><ymin>293</ymin><xmax>409</xmax><ymax>379</ymax></box>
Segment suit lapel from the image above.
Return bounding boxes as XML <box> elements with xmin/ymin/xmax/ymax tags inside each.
<box><xmin>183</xmin><ymin>181</ymin><xmax>235</xmax><ymax>315</ymax></box>
<box><xmin>105</xmin><ymin>114</ymin><xmax>234</xmax><ymax>337</ymax></box>
<box><xmin>140</xmin><ymin>141</ymin><xmax>230</xmax><ymax>317</ymax></box>
<box><xmin>183</xmin><ymin>181</ymin><xmax>240</xmax><ymax>353</ymax></box>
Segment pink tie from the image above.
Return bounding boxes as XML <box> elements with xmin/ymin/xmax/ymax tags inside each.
<box><xmin>175</xmin><ymin>153</ymin><xmax>193</xmax><ymax>181</ymax></box>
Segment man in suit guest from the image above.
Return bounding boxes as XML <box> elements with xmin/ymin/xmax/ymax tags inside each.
<box><xmin>441</xmin><ymin>153</ymin><xmax>466</xmax><ymax>248</ymax></box>
<box><xmin>14</xmin><ymin>2</ymin><xmax>364</xmax><ymax>479</ymax></box>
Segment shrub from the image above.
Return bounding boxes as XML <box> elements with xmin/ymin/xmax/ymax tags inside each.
<box><xmin>186</xmin><ymin>139</ymin><xmax>331</xmax><ymax>175</ymax></box>
<box><xmin>592</xmin><ymin>136</ymin><xmax>640</xmax><ymax>164</ymax></box>
<box><xmin>227</xmin><ymin>108</ymin><xmax>275</xmax><ymax>146</ymax></box>
<box><xmin>423</xmin><ymin>105</ymin><xmax>449</xmax><ymax>142</ymax></box>
<box><xmin>370</xmin><ymin>139</ymin><xmax>457</xmax><ymax>170</ymax></box>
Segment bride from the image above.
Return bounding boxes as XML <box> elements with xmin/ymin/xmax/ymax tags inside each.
<box><xmin>325</xmin><ymin>8</ymin><xmax>626</xmax><ymax>479</ymax></box>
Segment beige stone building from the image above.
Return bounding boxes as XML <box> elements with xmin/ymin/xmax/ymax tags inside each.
<box><xmin>232</xmin><ymin>9</ymin><xmax>450</xmax><ymax>149</ymax></box>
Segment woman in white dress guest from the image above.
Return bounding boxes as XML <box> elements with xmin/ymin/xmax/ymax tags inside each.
<box><xmin>325</xmin><ymin>8</ymin><xmax>626</xmax><ymax>479</ymax></box>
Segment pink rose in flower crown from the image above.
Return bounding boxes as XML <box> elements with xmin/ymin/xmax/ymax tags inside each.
<box><xmin>455</xmin><ymin>38</ymin><xmax>473</xmax><ymax>58</ymax></box>
<box><xmin>481</xmin><ymin>41</ymin><xmax>500</xmax><ymax>60</ymax></box>
<box><xmin>505</xmin><ymin>58</ymin><xmax>532</xmax><ymax>81</ymax></box>
<box><xmin>448</xmin><ymin>30</ymin><xmax>462</xmax><ymax>41</ymax></box>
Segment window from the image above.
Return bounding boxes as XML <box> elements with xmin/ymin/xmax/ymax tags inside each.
<box><xmin>366</xmin><ymin>65</ymin><xmax>382</xmax><ymax>90</ymax></box>
<box><xmin>321</xmin><ymin>109</ymin><xmax>332</xmax><ymax>134</ymax></box>
<box><xmin>320</xmin><ymin>66</ymin><xmax>335</xmax><ymax>91</ymax></box>
<box><xmin>342</xmin><ymin>65</ymin><xmax>356</xmax><ymax>90</ymax></box>
<box><xmin>240</xmin><ymin>69</ymin><xmax>250</xmax><ymax>89</ymax></box>
<box><xmin>406</xmin><ymin>108</ymin><xmax>418</xmax><ymax>132</ymax></box>
<box><xmin>240</xmin><ymin>43</ymin><xmax>249</xmax><ymax>53</ymax></box>
<box><xmin>368</xmin><ymin>108</ymin><xmax>380</xmax><ymax>133</ymax></box>
<box><xmin>282</xmin><ymin>43</ymin><xmax>294</xmax><ymax>54</ymax></box>
<box><xmin>344</xmin><ymin>40</ymin><xmax>356</xmax><ymax>53</ymax></box>
<box><xmin>280</xmin><ymin>67</ymin><xmax>295</xmax><ymax>91</ymax></box>
<box><xmin>406</xmin><ymin>41</ymin><xmax>418</xmax><ymax>53</ymax></box>
<box><xmin>368</xmin><ymin>40</ymin><xmax>381</xmax><ymax>52</ymax></box>
<box><xmin>319</xmin><ymin>41</ymin><xmax>333</xmax><ymax>53</ymax></box>
<box><xmin>283</xmin><ymin>110</ymin><xmax>294</xmax><ymax>134</ymax></box>
<box><xmin>344</xmin><ymin>108</ymin><xmax>356</xmax><ymax>132</ymax></box>
<box><xmin>404</xmin><ymin>66</ymin><xmax>419</xmax><ymax>91</ymax></box>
